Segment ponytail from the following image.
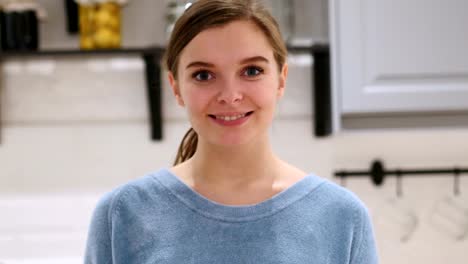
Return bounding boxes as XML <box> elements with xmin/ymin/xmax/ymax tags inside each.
<box><xmin>173</xmin><ymin>128</ymin><xmax>198</xmax><ymax>165</ymax></box>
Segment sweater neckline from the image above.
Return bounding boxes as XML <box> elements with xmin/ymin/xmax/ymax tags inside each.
<box><xmin>153</xmin><ymin>168</ymin><xmax>325</xmax><ymax>222</ymax></box>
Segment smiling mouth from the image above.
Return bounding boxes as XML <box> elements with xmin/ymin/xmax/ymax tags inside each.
<box><xmin>208</xmin><ymin>111</ymin><xmax>254</xmax><ymax>121</ymax></box>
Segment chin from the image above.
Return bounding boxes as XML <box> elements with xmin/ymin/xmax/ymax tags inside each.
<box><xmin>196</xmin><ymin>118</ymin><xmax>270</xmax><ymax>147</ymax></box>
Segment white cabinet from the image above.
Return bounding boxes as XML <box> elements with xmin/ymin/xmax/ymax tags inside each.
<box><xmin>330</xmin><ymin>0</ymin><xmax>468</xmax><ymax>116</ymax></box>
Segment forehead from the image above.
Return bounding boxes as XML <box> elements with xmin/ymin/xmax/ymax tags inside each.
<box><xmin>179</xmin><ymin>20</ymin><xmax>275</xmax><ymax>67</ymax></box>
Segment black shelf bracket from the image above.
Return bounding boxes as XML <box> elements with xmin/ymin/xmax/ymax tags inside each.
<box><xmin>142</xmin><ymin>50</ymin><xmax>163</xmax><ymax>140</ymax></box>
<box><xmin>0</xmin><ymin>46</ymin><xmax>165</xmax><ymax>142</ymax></box>
<box><xmin>287</xmin><ymin>44</ymin><xmax>332</xmax><ymax>137</ymax></box>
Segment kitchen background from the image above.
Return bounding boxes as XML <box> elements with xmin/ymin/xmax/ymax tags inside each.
<box><xmin>1</xmin><ymin>0</ymin><xmax>467</xmax><ymax>263</ymax></box>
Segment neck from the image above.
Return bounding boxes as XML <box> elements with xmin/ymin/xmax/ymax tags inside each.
<box><xmin>189</xmin><ymin>135</ymin><xmax>281</xmax><ymax>188</ymax></box>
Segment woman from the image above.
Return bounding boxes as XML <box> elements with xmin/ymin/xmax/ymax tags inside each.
<box><xmin>85</xmin><ymin>0</ymin><xmax>379</xmax><ymax>263</ymax></box>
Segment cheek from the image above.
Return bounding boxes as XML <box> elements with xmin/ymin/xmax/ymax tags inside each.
<box><xmin>182</xmin><ymin>86</ymin><xmax>214</xmax><ymax>113</ymax></box>
<box><xmin>250</xmin><ymin>80</ymin><xmax>280</xmax><ymax>107</ymax></box>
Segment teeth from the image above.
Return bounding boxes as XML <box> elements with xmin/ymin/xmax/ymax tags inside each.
<box><xmin>216</xmin><ymin>113</ymin><xmax>247</xmax><ymax>121</ymax></box>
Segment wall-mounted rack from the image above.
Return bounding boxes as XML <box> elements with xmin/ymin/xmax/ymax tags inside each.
<box><xmin>0</xmin><ymin>46</ymin><xmax>165</xmax><ymax>142</ymax></box>
<box><xmin>335</xmin><ymin>159</ymin><xmax>468</xmax><ymax>196</ymax></box>
<box><xmin>0</xmin><ymin>43</ymin><xmax>331</xmax><ymax>143</ymax></box>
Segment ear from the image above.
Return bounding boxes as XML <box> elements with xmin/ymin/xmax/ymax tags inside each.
<box><xmin>277</xmin><ymin>63</ymin><xmax>288</xmax><ymax>98</ymax></box>
<box><xmin>168</xmin><ymin>71</ymin><xmax>185</xmax><ymax>107</ymax></box>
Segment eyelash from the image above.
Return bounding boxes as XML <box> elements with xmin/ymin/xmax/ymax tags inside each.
<box><xmin>191</xmin><ymin>65</ymin><xmax>265</xmax><ymax>82</ymax></box>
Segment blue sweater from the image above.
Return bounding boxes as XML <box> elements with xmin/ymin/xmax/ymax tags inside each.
<box><xmin>84</xmin><ymin>169</ymin><xmax>379</xmax><ymax>263</ymax></box>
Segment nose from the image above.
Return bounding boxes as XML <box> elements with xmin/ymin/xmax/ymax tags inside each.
<box><xmin>216</xmin><ymin>79</ymin><xmax>243</xmax><ymax>105</ymax></box>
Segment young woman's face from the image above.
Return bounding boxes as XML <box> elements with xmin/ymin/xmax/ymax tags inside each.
<box><xmin>169</xmin><ymin>20</ymin><xmax>287</xmax><ymax>146</ymax></box>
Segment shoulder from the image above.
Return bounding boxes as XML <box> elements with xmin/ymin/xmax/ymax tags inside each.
<box><xmin>310</xmin><ymin>178</ymin><xmax>378</xmax><ymax>263</ymax></box>
<box><xmin>319</xmin><ymin>179</ymin><xmax>367</xmax><ymax>208</ymax></box>
<box><xmin>307</xmin><ymin>176</ymin><xmax>371</xmax><ymax>226</ymax></box>
<box><xmin>92</xmin><ymin>169</ymin><xmax>170</xmax><ymax>218</ymax></box>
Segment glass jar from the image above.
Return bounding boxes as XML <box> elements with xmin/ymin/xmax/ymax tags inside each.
<box><xmin>0</xmin><ymin>0</ymin><xmax>47</xmax><ymax>51</ymax></box>
<box><xmin>76</xmin><ymin>0</ymin><xmax>127</xmax><ymax>49</ymax></box>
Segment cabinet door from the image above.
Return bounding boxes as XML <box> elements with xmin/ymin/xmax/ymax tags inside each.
<box><xmin>330</xmin><ymin>0</ymin><xmax>468</xmax><ymax>114</ymax></box>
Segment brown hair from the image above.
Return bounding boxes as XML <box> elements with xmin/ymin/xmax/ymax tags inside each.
<box><xmin>164</xmin><ymin>0</ymin><xmax>288</xmax><ymax>165</ymax></box>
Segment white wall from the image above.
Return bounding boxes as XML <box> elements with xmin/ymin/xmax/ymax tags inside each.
<box><xmin>1</xmin><ymin>0</ymin><xmax>467</xmax><ymax>263</ymax></box>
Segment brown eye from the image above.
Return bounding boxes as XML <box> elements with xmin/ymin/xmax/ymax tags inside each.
<box><xmin>192</xmin><ymin>70</ymin><xmax>214</xmax><ymax>81</ymax></box>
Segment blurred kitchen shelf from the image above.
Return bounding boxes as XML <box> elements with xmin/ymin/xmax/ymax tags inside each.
<box><xmin>287</xmin><ymin>44</ymin><xmax>328</xmax><ymax>53</ymax></box>
<box><xmin>0</xmin><ymin>46</ymin><xmax>164</xmax><ymax>57</ymax></box>
<box><xmin>0</xmin><ymin>46</ymin><xmax>165</xmax><ymax>142</ymax></box>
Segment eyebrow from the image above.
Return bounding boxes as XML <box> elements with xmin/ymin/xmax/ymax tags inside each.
<box><xmin>240</xmin><ymin>56</ymin><xmax>270</xmax><ymax>64</ymax></box>
<box><xmin>185</xmin><ymin>56</ymin><xmax>270</xmax><ymax>69</ymax></box>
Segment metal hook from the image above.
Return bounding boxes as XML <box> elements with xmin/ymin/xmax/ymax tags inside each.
<box><xmin>454</xmin><ymin>167</ymin><xmax>460</xmax><ymax>196</ymax></box>
<box><xmin>396</xmin><ymin>169</ymin><xmax>403</xmax><ymax>198</ymax></box>
<box><xmin>339</xmin><ymin>173</ymin><xmax>346</xmax><ymax>187</ymax></box>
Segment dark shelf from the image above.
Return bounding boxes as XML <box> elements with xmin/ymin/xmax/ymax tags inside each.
<box><xmin>0</xmin><ymin>46</ymin><xmax>164</xmax><ymax>57</ymax></box>
<box><xmin>0</xmin><ymin>44</ymin><xmax>325</xmax><ymax>56</ymax></box>
<box><xmin>287</xmin><ymin>43</ymin><xmax>329</xmax><ymax>53</ymax></box>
